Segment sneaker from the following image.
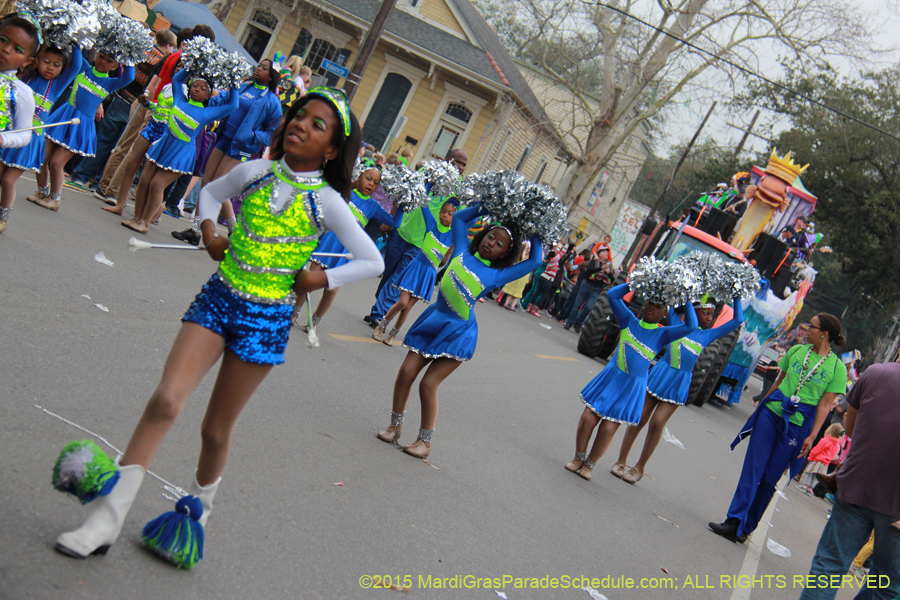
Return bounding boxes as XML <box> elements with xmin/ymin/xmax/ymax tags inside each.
<box><xmin>824</xmin><ymin>493</ymin><xmax>835</xmax><ymax>505</ymax></box>
<box><xmin>171</xmin><ymin>228</ymin><xmax>200</xmax><ymax>246</ymax></box>
<box><xmin>92</xmin><ymin>188</ymin><xmax>109</xmax><ymax>201</ymax></box>
<box><xmin>563</xmin><ymin>324</ymin><xmax>571</xmax><ymax>331</ymax></box>
<box><xmin>163</xmin><ymin>207</ymin><xmax>182</xmax><ymax>218</ymax></box>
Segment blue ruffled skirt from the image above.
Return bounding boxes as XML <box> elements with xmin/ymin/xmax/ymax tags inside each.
<box><xmin>646</xmin><ymin>361</ymin><xmax>691</xmax><ymax>405</ymax></box>
<box><xmin>580</xmin><ymin>353</ymin><xmax>648</xmax><ymax>425</ymax></box>
<box><xmin>309</xmin><ymin>231</ymin><xmax>351</xmax><ymax>269</ymax></box>
<box><xmin>403</xmin><ymin>301</ymin><xmax>477</xmax><ymax>362</ymax></box>
<box><xmin>0</xmin><ymin>130</ymin><xmax>43</xmax><ymax>172</ymax></box>
<box><xmin>44</xmin><ymin>104</ymin><xmax>96</xmax><ymax>157</ymax></box>
<box><xmin>393</xmin><ymin>257</ymin><xmax>437</xmax><ymax>303</ymax></box>
<box><xmin>145</xmin><ymin>132</ymin><xmax>195</xmax><ymax>174</ymax></box>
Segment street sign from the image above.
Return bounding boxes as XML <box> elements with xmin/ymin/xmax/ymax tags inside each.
<box><xmin>321</xmin><ymin>59</ymin><xmax>349</xmax><ymax>78</ymax></box>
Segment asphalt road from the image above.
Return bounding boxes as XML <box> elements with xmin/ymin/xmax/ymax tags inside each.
<box><xmin>0</xmin><ymin>182</ymin><xmax>845</xmax><ymax>600</ymax></box>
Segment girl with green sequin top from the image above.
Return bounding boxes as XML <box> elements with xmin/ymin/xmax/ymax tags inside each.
<box><xmin>376</xmin><ymin>204</ymin><xmax>543</xmax><ymax>459</ymax></box>
<box><xmin>53</xmin><ymin>88</ymin><xmax>383</xmax><ymax>568</ymax></box>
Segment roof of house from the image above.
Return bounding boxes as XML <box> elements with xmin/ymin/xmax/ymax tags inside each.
<box><xmin>319</xmin><ymin>0</ymin><xmax>567</xmax><ymax>150</ymax></box>
<box><xmin>319</xmin><ymin>0</ymin><xmax>507</xmax><ymax>88</ymax></box>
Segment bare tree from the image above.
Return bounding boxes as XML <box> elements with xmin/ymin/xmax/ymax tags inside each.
<box><xmin>476</xmin><ymin>0</ymin><xmax>879</xmax><ymax>209</ymax></box>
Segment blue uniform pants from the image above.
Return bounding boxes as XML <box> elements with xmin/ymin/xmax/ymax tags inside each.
<box><xmin>727</xmin><ymin>405</ymin><xmax>804</xmax><ymax>536</ymax></box>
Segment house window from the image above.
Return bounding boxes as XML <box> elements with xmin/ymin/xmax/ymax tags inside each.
<box><xmin>534</xmin><ymin>159</ymin><xmax>548</xmax><ymax>182</ymax></box>
<box><xmin>491</xmin><ymin>131</ymin><xmax>512</xmax><ymax>168</ymax></box>
<box><xmin>429</xmin><ymin>102</ymin><xmax>472</xmax><ymax>160</ymax></box>
<box><xmin>306</xmin><ymin>40</ymin><xmax>352</xmax><ymax>87</ymax></box>
<box><xmin>241</xmin><ymin>10</ymin><xmax>278</xmax><ymax>61</ymax></box>
<box><xmin>515</xmin><ymin>146</ymin><xmax>530</xmax><ymax>171</ymax></box>
<box><xmin>291</xmin><ymin>28</ymin><xmax>313</xmax><ymax>57</ymax></box>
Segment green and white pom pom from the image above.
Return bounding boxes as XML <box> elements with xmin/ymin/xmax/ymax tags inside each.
<box><xmin>52</xmin><ymin>440</ymin><xmax>120</xmax><ymax>504</ymax></box>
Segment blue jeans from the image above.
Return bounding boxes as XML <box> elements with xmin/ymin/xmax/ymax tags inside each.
<box><xmin>565</xmin><ymin>283</ymin><xmax>602</xmax><ymax>328</ymax></box>
<box><xmin>799</xmin><ymin>497</ymin><xmax>900</xmax><ymax>600</ymax></box>
<box><xmin>70</xmin><ymin>96</ymin><xmax>131</xmax><ymax>184</ymax></box>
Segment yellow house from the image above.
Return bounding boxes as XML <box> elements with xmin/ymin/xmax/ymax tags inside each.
<box><xmin>188</xmin><ymin>0</ymin><xmax>574</xmax><ymax>187</ymax></box>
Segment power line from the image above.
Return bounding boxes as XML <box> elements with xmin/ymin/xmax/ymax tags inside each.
<box><xmin>592</xmin><ymin>2</ymin><xmax>900</xmax><ymax>144</ymax></box>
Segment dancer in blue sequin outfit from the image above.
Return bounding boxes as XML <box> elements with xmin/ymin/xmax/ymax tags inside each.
<box><xmin>34</xmin><ymin>52</ymin><xmax>133</xmax><ymax>212</ymax></box>
<box><xmin>565</xmin><ymin>283</ymin><xmax>697</xmax><ymax>480</ymax></box>
<box><xmin>611</xmin><ymin>296</ymin><xmax>744</xmax><ymax>483</ymax></box>
<box><xmin>371</xmin><ymin>199</ymin><xmax>458</xmax><ymax>346</ymax></box>
<box><xmin>375</xmin><ymin>204</ymin><xmax>543</xmax><ymax>459</ymax></box>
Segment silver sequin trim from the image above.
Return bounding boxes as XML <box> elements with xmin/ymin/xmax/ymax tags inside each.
<box><xmin>0</xmin><ymin>157</ymin><xmax>38</xmax><ymax>173</ymax></box>
<box><xmin>390</xmin><ymin>411</ymin><xmax>404</xmax><ymax>426</ymax></box>
<box><xmin>145</xmin><ymin>154</ymin><xmax>191</xmax><ymax>175</ymax></box>
<box><xmin>579</xmin><ymin>397</ymin><xmax>639</xmax><ymax>426</ymax></box>
<box><xmin>440</xmin><ymin>270</ymin><xmax>473</xmax><ymax>320</ymax></box>
<box><xmin>417</xmin><ymin>428</ymin><xmax>434</xmax><ymax>443</ymax></box>
<box><xmin>403</xmin><ymin>343</ymin><xmax>469</xmax><ymax>362</ymax></box>
<box><xmin>622</xmin><ymin>333</ymin><xmax>655</xmax><ymax>361</ymax></box>
<box><xmin>308</xmin><ymin>258</ymin><xmax>328</xmax><ymax>269</ymax></box>
<box><xmin>44</xmin><ymin>134</ymin><xmax>94</xmax><ymax>157</ymax></box>
<box><xmin>647</xmin><ymin>389</ymin><xmax>685</xmax><ymax>406</ymax></box>
<box><xmin>214</xmin><ymin>272</ymin><xmax>295</xmax><ymax>305</ymax></box>
<box><xmin>240</xmin><ymin>167</ymin><xmax>325</xmax><ymax>231</ymax></box>
<box><xmin>0</xmin><ymin>206</ymin><xmax>10</xmax><ymax>221</ymax></box>
<box><xmin>239</xmin><ymin>211</ymin><xmax>321</xmax><ymax>244</ymax></box>
<box><xmin>573</xmin><ymin>451</ymin><xmax>586</xmax><ymax>461</ymax></box>
<box><xmin>392</xmin><ymin>283</ymin><xmax>430</xmax><ymax>303</ymax></box>
<box><xmin>459</xmin><ymin>261</ymin><xmax>485</xmax><ymax>292</ymax></box>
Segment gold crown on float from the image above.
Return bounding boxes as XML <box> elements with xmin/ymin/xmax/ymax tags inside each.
<box><xmin>764</xmin><ymin>149</ymin><xmax>809</xmax><ymax>183</ymax></box>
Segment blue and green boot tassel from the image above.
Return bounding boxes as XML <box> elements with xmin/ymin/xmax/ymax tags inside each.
<box><xmin>142</xmin><ymin>495</ymin><xmax>204</xmax><ymax>569</ymax></box>
<box><xmin>52</xmin><ymin>440</ymin><xmax>120</xmax><ymax>504</ymax></box>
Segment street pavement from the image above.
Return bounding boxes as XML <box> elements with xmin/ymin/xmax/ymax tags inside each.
<box><xmin>1</xmin><ymin>181</ymin><xmax>848</xmax><ymax>599</ymax></box>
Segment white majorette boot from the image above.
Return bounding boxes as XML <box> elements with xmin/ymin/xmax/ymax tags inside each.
<box><xmin>189</xmin><ymin>471</ymin><xmax>221</xmax><ymax>529</ymax></box>
<box><xmin>56</xmin><ymin>461</ymin><xmax>145</xmax><ymax>558</ymax></box>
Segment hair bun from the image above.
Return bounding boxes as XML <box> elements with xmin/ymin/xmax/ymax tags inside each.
<box><xmin>835</xmin><ymin>335</ymin><xmax>846</xmax><ymax>347</ymax></box>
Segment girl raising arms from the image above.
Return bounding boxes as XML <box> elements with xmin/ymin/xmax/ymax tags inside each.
<box><xmin>376</xmin><ymin>204</ymin><xmax>542</xmax><ymax>458</ymax></box>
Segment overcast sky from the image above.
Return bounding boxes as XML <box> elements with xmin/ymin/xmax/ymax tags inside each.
<box><xmin>655</xmin><ymin>0</ymin><xmax>899</xmax><ymax>163</ymax></box>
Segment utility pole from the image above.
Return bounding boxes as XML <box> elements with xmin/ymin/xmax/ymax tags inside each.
<box><xmin>647</xmin><ymin>101</ymin><xmax>716</xmax><ymax>218</ymax></box>
<box><xmin>733</xmin><ymin>109</ymin><xmax>760</xmax><ymax>157</ymax></box>
<box><xmin>344</xmin><ymin>0</ymin><xmax>399</xmax><ymax>102</ymax></box>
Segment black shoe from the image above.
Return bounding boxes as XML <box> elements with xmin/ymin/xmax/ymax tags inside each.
<box><xmin>363</xmin><ymin>314</ymin><xmax>379</xmax><ymax>328</ymax></box>
<box><xmin>172</xmin><ymin>228</ymin><xmax>200</xmax><ymax>246</ymax></box>
<box><xmin>563</xmin><ymin>324</ymin><xmax>571</xmax><ymax>331</ymax></box>
<box><xmin>573</xmin><ymin>325</ymin><xmax>583</xmax><ymax>334</ymax></box>
<box><xmin>708</xmin><ymin>519</ymin><xmax>747</xmax><ymax>543</ymax></box>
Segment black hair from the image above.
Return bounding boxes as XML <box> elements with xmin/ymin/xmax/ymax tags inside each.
<box><xmin>187</xmin><ymin>77</ymin><xmax>211</xmax><ymax>107</ymax></box>
<box><xmin>176</xmin><ymin>27</ymin><xmax>195</xmax><ymax>48</ymax></box>
<box><xmin>271</xmin><ymin>94</ymin><xmax>361</xmax><ymax>201</ymax></box>
<box><xmin>19</xmin><ymin>43</ymin><xmax>68</xmax><ymax>80</ymax></box>
<box><xmin>0</xmin><ymin>13</ymin><xmax>43</xmax><ymax>59</ymax></box>
<box><xmin>257</xmin><ymin>59</ymin><xmax>281</xmax><ymax>94</ymax></box>
<box><xmin>192</xmin><ymin>24</ymin><xmax>216</xmax><ymax>43</ymax></box>
<box><xmin>468</xmin><ymin>223</ymin><xmax>522</xmax><ymax>270</ymax></box>
<box><xmin>816</xmin><ymin>313</ymin><xmax>846</xmax><ymax>347</ymax></box>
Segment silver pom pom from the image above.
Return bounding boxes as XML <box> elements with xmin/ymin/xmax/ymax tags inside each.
<box><xmin>421</xmin><ymin>160</ymin><xmax>460</xmax><ymax>198</ymax></box>
<box><xmin>17</xmin><ymin>0</ymin><xmax>101</xmax><ymax>49</ymax></box>
<box><xmin>181</xmin><ymin>37</ymin><xmax>253</xmax><ymax>90</ymax></box>
<box><xmin>679</xmin><ymin>251</ymin><xmax>760</xmax><ymax>300</ymax></box>
<box><xmin>94</xmin><ymin>4</ymin><xmax>152</xmax><ymax>66</ymax></box>
<box><xmin>351</xmin><ymin>158</ymin><xmax>366</xmax><ymax>182</ymax></box>
<box><xmin>381</xmin><ymin>164</ymin><xmax>428</xmax><ymax>212</ymax></box>
<box><xmin>629</xmin><ymin>256</ymin><xmax>704</xmax><ymax>307</ymax></box>
<box><xmin>470</xmin><ymin>170</ymin><xmax>567</xmax><ymax>245</ymax></box>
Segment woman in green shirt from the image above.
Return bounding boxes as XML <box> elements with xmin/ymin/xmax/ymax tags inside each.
<box><xmin>709</xmin><ymin>314</ymin><xmax>847</xmax><ymax>543</ymax></box>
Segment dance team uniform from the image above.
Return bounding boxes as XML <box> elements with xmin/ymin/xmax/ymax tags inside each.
<box><xmin>146</xmin><ymin>69</ymin><xmax>239</xmax><ymax>175</ymax></box>
<box><xmin>309</xmin><ymin>188</ymin><xmax>404</xmax><ymax>269</ymax></box>
<box><xmin>191</xmin><ymin>159</ymin><xmax>385</xmax><ymax>364</ymax></box>
<box><xmin>390</xmin><ymin>202</ymin><xmax>454</xmax><ymax>303</ymax></box>
<box><xmin>0</xmin><ymin>48</ymin><xmax>81</xmax><ymax>171</ymax></box>
<box><xmin>580</xmin><ymin>283</ymin><xmax>697</xmax><ymax>425</ymax></box>
<box><xmin>44</xmin><ymin>63</ymin><xmax>134</xmax><ymax>156</ymax></box>
<box><xmin>402</xmin><ymin>205</ymin><xmax>542</xmax><ymax>361</ymax></box>
<box><xmin>646</xmin><ymin>299</ymin><xmax>744</xmax><ymax>405</ymax></box>
<box><xmin>210</xmin><ymin>80</ymin><xmax>281</xmax><ymax>161</ymax></box>
<box><xmin>139</xmin><ymin>80</ymin><xmax>179</xmax><ymax>144</ymax></box>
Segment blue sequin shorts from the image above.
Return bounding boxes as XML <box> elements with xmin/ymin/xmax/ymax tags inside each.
<box><xmin>182</xmin><ymin>275</ymin><xmax>293</xmax><ymax>365</ymax></box>
<box><xmin>140</xmin><ymin>119</ymin><xmax>167</xmax><ymax>143</ymax></box>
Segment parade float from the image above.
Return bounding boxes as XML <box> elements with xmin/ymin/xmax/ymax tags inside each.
<box><xmin>578</xmin><ymin>150</ymin><xmax>820</xmax><ymax>406</ymax></box>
